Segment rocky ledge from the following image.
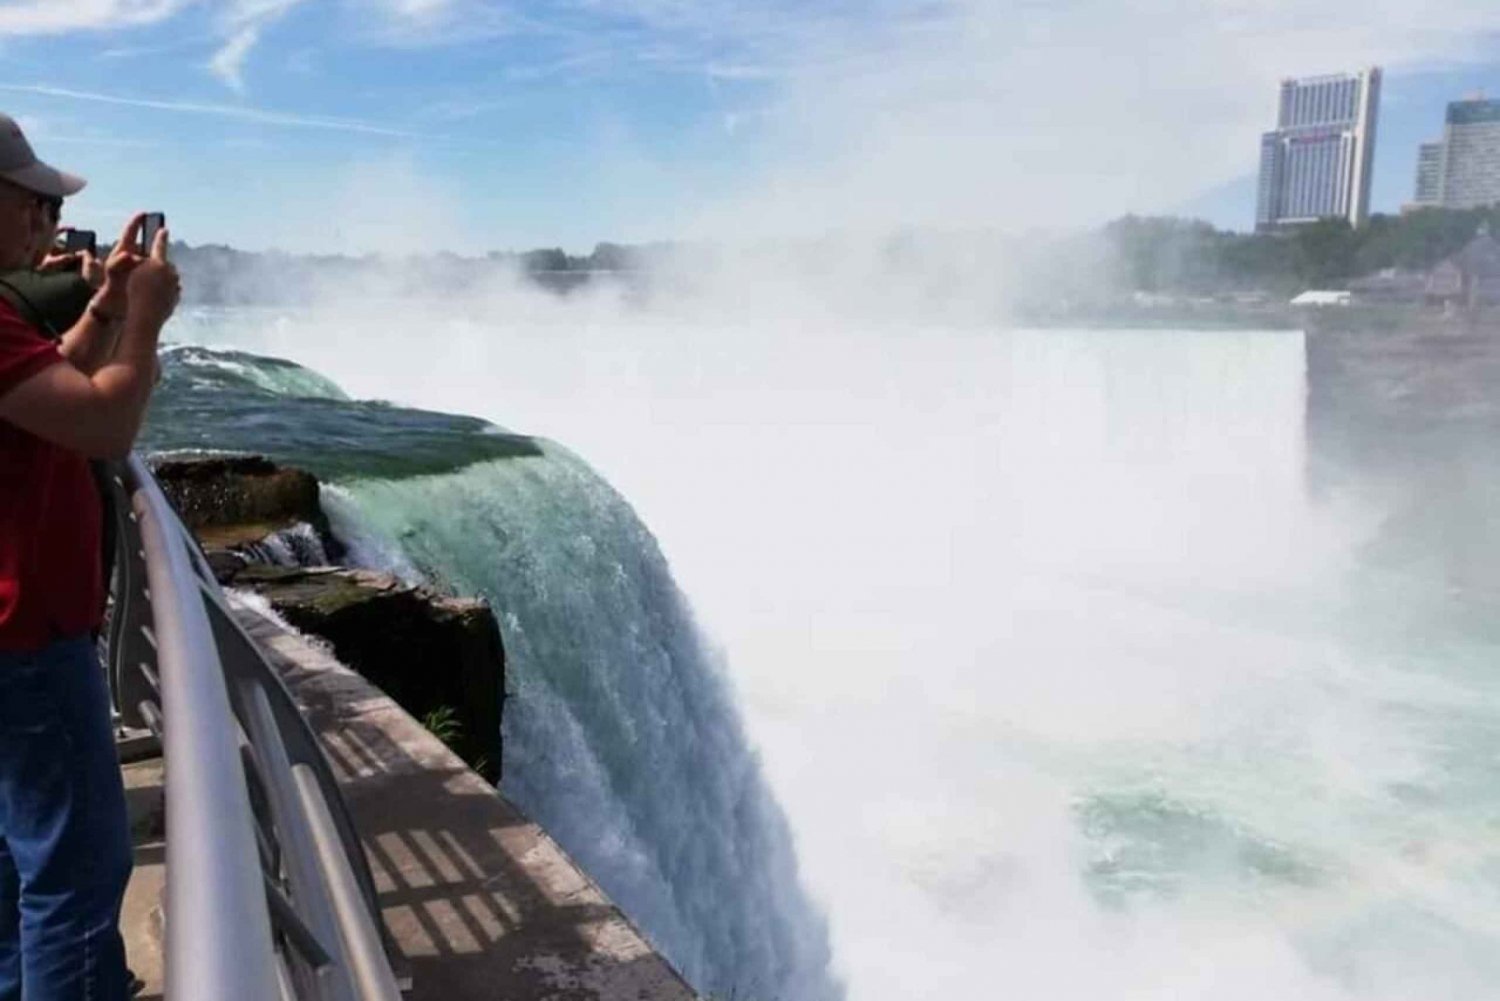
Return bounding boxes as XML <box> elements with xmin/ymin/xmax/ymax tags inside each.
<box><xmin>152</xmin><ymin>453</ymin><xmax>505</xmax><ymax>781</ymax></box>
<box><xmin>152</xmin><ymin>454</ymin><xmax>343</xmax><ymax>557</ymax></box>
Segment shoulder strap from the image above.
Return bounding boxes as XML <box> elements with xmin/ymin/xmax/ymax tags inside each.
<box><xmin>0</xmin><ymin>270</ymin><xmax>94</xmax><ymax>342</ymax></box>
<box><xmin>0</xmin><ymin>273</ymin><xmax>53</xmax><ymax>338</ymax></box>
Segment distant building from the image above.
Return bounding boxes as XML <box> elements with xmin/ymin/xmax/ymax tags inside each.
<box><xmin>1413</xmin><ymin>141</ymin><xmax>1447</xmax><ymax>206</ymax></box>
<box><xmin>1410</xmin><ymin>98</ymin><xmax>1500</xmax><ymax>210</ymax></box>
<box><xmin>1290</xmin><ymin>290</ymin><xmax>1353</xmax><ymax>307</ymax></box>
<box><xmin>1449</xmin><ymin>99</ymin><xmax>1500</xmax><ymax>209</ymax></box>
<box><xmin>1348</xmin><ymin>267</ymin><xmax>1429</xmax><ymax>304</ymax></box>
<box><xmin>1256</xmin><ymin>68</ymin><xmax>1382</xmax><ymax>231</ymax></box>
<box><xmin>1346</xmin><ymin>224</ymin><xmax>1500</xmax><ymax>309</ymax></box>
<box><xmin>1426</xmin><ymin>224</ymin><xmax>1500</xmax><ymax>309</ymax></box>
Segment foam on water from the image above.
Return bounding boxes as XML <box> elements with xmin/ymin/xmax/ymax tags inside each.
<box><xmin>162</xmin><ymin>342</ymin><xmax>349</xmax><ymax>401</ymax></box>
<box><xmin>234</xmin><ymin>522</ymin><xmax>330</xmax><ymax>567</ymax></box>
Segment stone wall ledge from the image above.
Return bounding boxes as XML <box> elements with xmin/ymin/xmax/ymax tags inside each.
<box><xmin>152</xmin><ymin>452</ymin><xmax>504</xmax><ymax>781</ymax></box>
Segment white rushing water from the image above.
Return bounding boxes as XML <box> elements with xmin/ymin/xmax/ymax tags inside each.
<box><xmin>323</xmin><ymin>449</ymin><xmax>841</xmax><ymax>1001</ymax></box>
<box><xmin>181</xmin><ymin>294</ymin><xmax>1500</xmax><ymax>1001</ymax></box>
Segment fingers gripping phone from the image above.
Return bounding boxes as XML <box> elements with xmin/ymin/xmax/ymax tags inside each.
<box><xmin>140</xmin><ymin>213</ymin><xmax>165</xmax><ymax>254</ymax></box>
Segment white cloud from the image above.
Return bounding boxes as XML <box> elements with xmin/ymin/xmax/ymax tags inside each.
<box><xmin>0</xmin><ymin>0</ymin><xmax>189</xmax><ymax>35</ymax></box>
<box><xmin>374</xmin><ymin>0</ymin><xmax>452</xmax><ymax>16</ymax></box>
<box><xmin>205</xmin><ymin>0</ymin><xmax>307</xmax><ymax>90</ymax></box>
<box><xmin>208</xmin><ymin>23</ymin><xmax>260</xmax><ymax>91</ymax></box>
<box><xmin>352</xmin><ymin>0</ymin><xmax>515</xmax><ymax>46</ymax></box>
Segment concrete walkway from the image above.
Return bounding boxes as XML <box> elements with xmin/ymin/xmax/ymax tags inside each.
<box><xmin>121</xmin><ymin>758</ymin><xmax>166</xmax><ymax>1000</ymax></box>
<box><xmin>231</xmin><ymin>600</ymin><xmax>699</xmax><ymax>1001</ymax></box>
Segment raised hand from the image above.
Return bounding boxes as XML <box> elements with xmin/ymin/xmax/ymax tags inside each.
<box><xmin>76</xmin><ymin>249</ymin><xmax>105</xmax><ymax>289</ymax></box>
<box><xmin>36</xmin><ymin>229</ymin><xmax>105</xmax><ymax>288</ymax></box>
<box><xmin>104</xmin><ymin>213</ymin><xmax>148</xmax><ymax>289</ymax></box>
<box><xmin>36</xmin><ymin>250</ymin><xmax>82</xmax><ymax>274</ymax></box>
<box><xmin>95</xmin><ymin>213</ymin><xmax>159</xmax><ymax>318</ymax></box>
<box><xmin>125</xmin><ymin>223</ymin><xmax>180</xmax><ymax>330</ymax></box>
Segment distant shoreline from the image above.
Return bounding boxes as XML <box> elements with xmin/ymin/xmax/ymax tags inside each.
<box><xmin>1023</xmin><ymin>303</ymin><xmax>1500</xmax><ymax>334</ymax></box>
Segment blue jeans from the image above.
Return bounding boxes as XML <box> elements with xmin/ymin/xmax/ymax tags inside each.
<box><xmin>0</xmin><ymin>637</ymin><xmax>131</xmax><ymax>1001</ymax></box>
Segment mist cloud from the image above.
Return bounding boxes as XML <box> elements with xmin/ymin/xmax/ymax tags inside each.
<box><xmin>684</xmin><ymin>0</ymin><xmax>1500</xmax><ymax>237</ymax></box>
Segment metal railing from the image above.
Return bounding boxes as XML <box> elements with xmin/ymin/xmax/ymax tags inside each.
<box><xmin>104</xmin><ymin>454</ymin><xmax>405</xmax><ymax>1001</ymax></box>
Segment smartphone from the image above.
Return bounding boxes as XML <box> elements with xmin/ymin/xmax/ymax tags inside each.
<box><xmin>140</xmin><ymin>213</ymin><xmax>166</xmax><ymax>254</ymax></box>
<box><xmin>63</xmin><ymin>230</ymin><xmax>97</xmax><ymax>255</ymax></box>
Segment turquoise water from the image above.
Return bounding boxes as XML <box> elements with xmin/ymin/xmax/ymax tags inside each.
<box><xmin>150</xmin><ymin>308</ymin><xmax>1500</xmax><ymax>1001</ymax></box>
<box><xmin>145</xmin><ymin>344</ymin><xmax>542</xmax><ymax>479</ymax></box>
<box><xmin>145</xmin><ymin>336</ymin><xmax>840</xmax><ymax>1001</ymax></box>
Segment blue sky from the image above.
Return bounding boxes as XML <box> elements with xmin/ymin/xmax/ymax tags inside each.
<box><xmin>0</xmin><ymin>1</ymin><xmax>1496</xmax><ymax>253</ymax></box>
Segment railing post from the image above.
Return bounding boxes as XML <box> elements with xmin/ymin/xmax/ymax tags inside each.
<box><xmin>114</xmin><ymin>454</ymin><xmax>404</xmax><ymax>1000</ymax></box>
<box><xmin>128</xmin><ymin>455</ymin><xmax>281</xmax><ymax>1001</ymax></box>
<box><xmin>103</xmin><ymin>462</ymin><xmax>156</xmax><ymax>733</ymax></box>
<box><xmin>292</xmin><ymin>764</ymin><xmax>404</xmax><ymax>1001</ymax></box>
<box><xmin>240</xmin><ymin>684</ymin><xmax>358</xmax><ymax>1001</ymax></box>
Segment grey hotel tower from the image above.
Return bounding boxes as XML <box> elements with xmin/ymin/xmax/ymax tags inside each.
<box><xmin>1412</xmin><ymin>98</ymin><xmax>1500</xmax><ymax>210</ymax></box>
<box><xmin>1256</xmin><ymin>68</ymin><xmax>1382</xmax><ymax>230</ymax></box>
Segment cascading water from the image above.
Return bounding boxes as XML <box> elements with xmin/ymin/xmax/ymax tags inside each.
<box><xmin>144</xmin><ymin>342</ymin><xmax>842</xmax><ymax>1001</ymax></box>
<box><xmin>330</xmin><ymin>455</ymin><xmax>839</xmax><ymax>1001</ymax></box>
<box><xmin>152</xmin><ymin>294</ymin><xmax>1500</xmax><ymax>1001</ymax></box>
<box><xmin>234</xmin><ymin>522</ymin><xmax>330</xmax><ymax>567</ymax></box>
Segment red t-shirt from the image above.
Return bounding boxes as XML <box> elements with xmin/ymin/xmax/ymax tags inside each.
<box><xmin>0</xmin><ymin>300</ymin><xmax>104</xmax><ymax>651</ymax></box>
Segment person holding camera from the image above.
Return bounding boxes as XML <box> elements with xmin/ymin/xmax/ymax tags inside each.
<box><xmin>0</xmin><ymin>113</ymin><xmax>179</xmax><ymax>1001</ymax></box>
<box><xmin>2</xmin><ymin>187</ymin><xmax>146</xmax><ymax>375</ymax></box>
<box><xmin>36</xmin><ymin>229</ymin><xmax>105</xmax><ymax>298</ymax></box>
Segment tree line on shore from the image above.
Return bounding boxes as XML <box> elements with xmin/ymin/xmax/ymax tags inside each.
<box><xmin>1103</xmin><ymin>206</ymin><xmax>1500</xmax><ymax>295</ymax></box>
<box><xmin>162</xmin><ymin>206</ymin><xmax>1500</xmax><ymax>306</ymax></box>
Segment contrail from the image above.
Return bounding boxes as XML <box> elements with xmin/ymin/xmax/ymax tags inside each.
<box><xmin>0</xmin><ymin>83</ymin><xmax>422</xmax><ymax>138</ymax></box>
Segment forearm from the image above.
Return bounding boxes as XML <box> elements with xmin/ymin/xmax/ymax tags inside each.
<box><xmin>56</xmin><ymin>286</ymin><xmax>124</xmax><ymax>375</ymax></box>
<box><xmin>0</xmin><ymin>317</ymin><xmax>164</xmax><ymax>460</ymax></box>
<box><xmin>57</xmin><ymin>312</ymin><xmax>120</xmax><ymax>375</ymax></box>
<box><xmin>84</xmin><ymin>318</ymin><xmax>162</xmax><ymax>449</ymax></box>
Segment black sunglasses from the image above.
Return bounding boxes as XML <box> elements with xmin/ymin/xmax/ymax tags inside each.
<box><xmin>0</xmin><ymin>178</ymin><xmax>62</xmax><ymax>220</ymax></box>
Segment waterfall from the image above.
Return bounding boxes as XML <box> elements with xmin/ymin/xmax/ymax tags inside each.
<box><xmin>235</xmin><ymin>522</ymin><xmax>331</xmax><ymax>568</ymax></box>
<box><xmin>329</xmin><ymin>447</ymin><xmax>842</xmax><ymax>1001</ymax></box>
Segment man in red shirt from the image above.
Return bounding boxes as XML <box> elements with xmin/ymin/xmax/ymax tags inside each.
<box><xmin>0</xmin><ymin>114</ymin><xmax>179</xmax><ymax>1001</ymax></box>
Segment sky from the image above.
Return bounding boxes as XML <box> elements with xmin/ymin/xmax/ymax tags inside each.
<box><xmin>0</xmin><ymin>0</ymin><xmax>1497</xmax><ymax>254</ymax></box>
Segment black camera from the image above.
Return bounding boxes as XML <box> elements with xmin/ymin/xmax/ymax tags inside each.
<box><xmin>141</xmin><ymin>213</ymin><xmax>165</xmax><ymax>253</ymax></box>
<box><xmin>62</xmin><ymin>229</ymin><xmax>97</xmax><ymax>255</ymax></box>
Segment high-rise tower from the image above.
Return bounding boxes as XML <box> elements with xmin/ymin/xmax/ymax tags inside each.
<box><xmin>1414</xmin><ymin>98</ymin><xmax>1500</xmax><ymax>210</ymax></box>
<box><xmin>1256</xmin><ymin>68</ymin><xmax>1381</xmax><ymax>230</ymax></box>
<box><xmin>1413</xmin><ymin>141</ymin><xmax>1447</xmax><ymax>207</ymax></box>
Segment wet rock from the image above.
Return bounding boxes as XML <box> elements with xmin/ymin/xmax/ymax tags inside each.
<box><xmin>203</xmin><ymin>549</ymin><xmax>250</xmax><ymax>585</ymax></box>
<box><xmin>150</xmin><ymin>454</ymin><xmax>343</xmax><ymax>560</ymax></box>
<box><xmin>227</xmin><ymin>565</ymin><xmax>505</xmax><ymax>782</ymax></box>
<box><xmin>151</xmin><ymin>452</ymin><xmax>507</xmax><ymax>780</ymax></box>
